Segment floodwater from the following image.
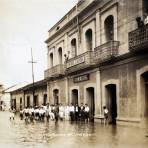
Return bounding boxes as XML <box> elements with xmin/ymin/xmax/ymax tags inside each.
<box><xmin>0</xmin><ymin>111</ymin><xmax>148</xmax><ymax>148</ymax></box>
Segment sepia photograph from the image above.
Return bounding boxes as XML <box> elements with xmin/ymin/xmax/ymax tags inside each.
<box><xmin>0</xmin><ymin>0</ymin><xmax>148</xmax><ymax>147</ymax></box>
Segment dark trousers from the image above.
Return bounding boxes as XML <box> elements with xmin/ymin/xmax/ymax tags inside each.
<box><xmin>70</xmin><ymin>112</ymin><xmax>74</xmax><ymax>121</ymax></box>
<box><xmin>75</xmin><ymin>112</ymin><xmax>79</xmax><ymax>121</ymax></box>
<box><xmin>80</xmin><ymin>112</ymin><xmax>85</xmax><ymax>121</ymax></box>
<box><xmin>84</xmin><ymin>112</ymin><xmax>89</xmax><ymax>122</ymax></box>
<box><xmin>54</xmin><ymin>112</ymin><xmax>59</xmax><ymax>121</ymax></box>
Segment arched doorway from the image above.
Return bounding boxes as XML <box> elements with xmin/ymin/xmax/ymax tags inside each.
<box><xmin>53</xmin><ymin>89</ymin><xmax>59</xmax><ymax>105</ymax></box>
<box><xmin>58</xmin><ymin>47</ymin><xmax>62</xmax><ymax>64</ymax></box>
<box><xmin>50</xmin><ymin>53</ymin><xmax>53</xmax><ymax>67</ymax></box>
<box><xmin>141</xmin><ymin>71</ymin><xmax>148</xmax><ymax>124</ymax></box>
<box><xmin>86</xmin><ymin>87</ymin><xmax>95</xmax><ymax>121</ymax></box>
<box><xmin>85</xmin><ymin>29</ymin><xmax>93</xmax><ymax>51</ymax></box>
<box><xmin>71</xmin><ymin>89</ymin><xmax>78</xmax><ymax>105</ymax></box>
<box><xmin>104</xmin><ymin>15</ymin><xmax>114</xmax><ymax>42</ymax></box>
<box><xmin>71</xmin><ymin>38</ymin><xmax>77</xmax><ymax>57</ymax></box>
<box><xmin>105</xmin><ymin>84</ymin><xmax>117</xmax><ymax>124</ymax></box>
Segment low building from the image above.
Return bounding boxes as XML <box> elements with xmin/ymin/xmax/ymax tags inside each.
<box><xmin>10</xmin><ymin>80</ymin><xmax>47</xmax><ymax>111</ymax></box>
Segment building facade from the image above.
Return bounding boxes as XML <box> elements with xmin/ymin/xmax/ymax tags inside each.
<box><xmin>44</xmin><ymin>0</ymin><xmax>148</xmax><ymax>126</ymax></box>
<box><xmin>11</xmin><ymin>80</ymin><xmax>47</xmax><ymax>111</ymax></box>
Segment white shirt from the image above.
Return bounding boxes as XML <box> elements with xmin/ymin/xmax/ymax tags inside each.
<box><xmin>59</xmin><ymin>106</ymin><xmax>64</xmax><ymax>112</ymax></box>
<box><xmin>75</xmin><ymin>106</ymin><xmax>79</xmax><ymax>112</ymax></box>
<box><xmin>64</xmin><ymin>106</ymin><xmax>69</xmax><ymax>113</ymax></box>
<box><xmin>29</xmin><ymin>108</ymin><xmax>34</xmax><ymax>114</ymax></box>
<box><xmin>104</xmin><ymin>109</ymin><xmax>108</xmax><ymax>114</ymax></box>
<box><xmin>85</xmin><ymin>106</ymin><xmax>89</xmax><ymax>112</ymax></box>
<box><xmin>24</xmin><ymin>108</ymin><xmax>29</xmax><ymax>113</ymax></box>
<box><xmin>69</xmin><ymin>106</ymin><xmax>75</xmax><ymax>112</ymax></box>
<box><xmin>144</xmin><ymin>16</ymin><xmax>148</xmax><ymax>25</ymax></box>
<box><xmin>35</xmin><ymin>109</ymin><xmax>39</xmax><ymax>113</ymax></box>
<box><xmin>46</xmin><ymin>106</ymin><xmax>51</xmax><ymax>113</ymax></box>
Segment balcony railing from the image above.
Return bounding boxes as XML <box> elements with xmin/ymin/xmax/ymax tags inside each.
<box><xmin>44</xmin><ymin>64</ymin><xmax>65</xmax><ymax>78</ymax></box>
<box><xmin>129</xmin><ymin>24</ymin><xmax>148</xmax><ymax>51</ymax></box>
<box><xmin>65</xmin><ymin>51</ymin><xmax>94</xmax><ymax>72</ymax></box>
<box><xmin>94</xmin><ymin>41</ymin><xmax>119</xmax><ymax>63</ymax></box>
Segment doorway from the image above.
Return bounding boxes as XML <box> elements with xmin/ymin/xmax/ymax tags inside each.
<box><xmin>85</xmin><ymin>29</ymin><xmax>93</xmax><ymax>51</ymax></box>
<box><xmin>53</xmin><ymin>89</ymin><xmax>59</xmax><ymax>105</ymax></box>
<box><xmin>104</xmin><ymin>15</ymin><xmax>114</xmax><ymax>42</ymax></box>
<box><xmin>141</xmin><ymin>71</ymin><xmax>148</xmax><ymax>124</ymax></box>
<box><xmin>13</xmin><ymin>99</ymin><xmax>16</xmax><ymax>109</ymax></box>
<box><xmin>43</xmin><ymin>94</ymin><xmax>47</xmax><ymax>106</ymax></box>
<box><xmin>27</xmin><ymin>96</ymin><xmax>30</xmax><ymax>107</ymax></box>
<box><xmin>86</xmin><ymin>87</ymin><xmax>95</xmax><ymax>121</ymax></box>
<box><xmin>58</xmin><ymin>47</ymin><xmax>63</xmax><ymax>64</ymax></box>
<box><xmin>105</xmin><ymin>84</ymin><xmax>117</xmax><ymax>124</ymax></box>
<box><xmin>71</xmin><ymin>89</ymin><xmax>78</xmax><ymax>105</ymax></box>
<box><xmin>33</xmin><ymin>95</ymin><xmax>38</xmax><ymax>107</ymax></box>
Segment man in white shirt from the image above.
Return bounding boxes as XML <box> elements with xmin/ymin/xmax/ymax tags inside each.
<box><xmin>59</xmin><ymin>103</ymin><xmax>64</xmax><ymax>120</ymax></box>
<box><xmin>84</xmin><ymin>104</ymin><xmax>90</xmax><ymax>122</ymax></box>
<box><xmin>64</xmin><ymin>104</ymin><xmax>70</xmax><ymax>120</ymax></box>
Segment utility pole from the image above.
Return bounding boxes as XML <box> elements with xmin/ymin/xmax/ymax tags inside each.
<box><xmin>28</xmin><ymin>48</ymin><xmax>37</xmax><ymax>107</ymax></box>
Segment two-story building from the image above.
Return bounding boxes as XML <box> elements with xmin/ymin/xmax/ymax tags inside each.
<box><xmin>45</xmin><ymin>0</ymin><xmax>148</xmax><ymax>126</ymax></box>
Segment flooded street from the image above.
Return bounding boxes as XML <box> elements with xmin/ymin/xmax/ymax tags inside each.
<box><xmin>0</xmin><ymin>111</ymin><xmax>148</xmax><ymax>148</ymax></box>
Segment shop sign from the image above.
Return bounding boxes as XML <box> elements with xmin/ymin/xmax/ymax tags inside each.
<box><xmin>73</xmin><ymin>74</ymin><xmax>89</xmax><ymax>83</ymax></box>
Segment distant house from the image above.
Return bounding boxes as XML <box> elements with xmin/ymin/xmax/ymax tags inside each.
<box><xmin>0</xmin><ymin>83</ymin><xmax>27</xmax><ymax>110</ymax></box>
<box><xmin>0</xmin><ymin>84</ymin><xmax>5</xmax><ymax>110</ymax></box>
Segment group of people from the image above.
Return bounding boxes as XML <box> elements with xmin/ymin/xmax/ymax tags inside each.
<box><xmin>9</xmin><ymin>103</ymin><xmax>110</xmax><ymax>126</ymax></box>
<box><xmin>18</xmin><ymin>103</ymin><xmax>90</xmax><ymax>123</ymax></box>
<box><xmin>136</xmin><ymin>11</ymin><xmax>148</xmax><ymax>28</ymax></box>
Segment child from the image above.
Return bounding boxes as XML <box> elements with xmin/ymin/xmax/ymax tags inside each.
<box><xmin>9</xmin><ymin>107</ymin><xmax>15</xmax><ymax>120</ymax></box>
<box><xmin>103</xmin><ymin>106</ymin><xmax>109</xmax><ymax>125</ymax></box>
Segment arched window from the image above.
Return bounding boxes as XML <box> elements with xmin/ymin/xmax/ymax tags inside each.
<box><xmin>104</xmin><ymin>15</ymin><xmax>114</xmax><ymax>42</ymax></box>
<box><xmin>85</xmin><ymin>29</ymin><xmax>93</xmax><ymax>51</ymax></box>
<box><xmin>71</xmin><ymin>38</ymin><xmax>77</xmax><ymax>57</ymax></box>
<box><xmin>58</xmin><ymin>47</ymin><xmax>62</xmax><ymax>64</ymax></box>
<box><xmin>50</xmin><ymin>53</ymin><xmax>53</xmax><ymax>67</ymax></box>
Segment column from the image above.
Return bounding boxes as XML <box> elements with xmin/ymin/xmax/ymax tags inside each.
<box><xmin>95</xmin><ymin>70</ymin><xmax>102</xmax><ymax>116</ymax></box>
<box><xmin>96</xmin><ymin>10</ymin><xmax>101</xmax><ymax>47</ymax></box>
<box><xmin>65</xmin><ymin>77</ymin><xmax>69</xmax><ymax>104</ymax></box>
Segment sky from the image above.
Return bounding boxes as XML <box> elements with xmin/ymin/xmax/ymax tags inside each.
<box><xmin>0</xmin><ymin>0</ymin><xmax>78</xmax><ymax>87</ymax></box>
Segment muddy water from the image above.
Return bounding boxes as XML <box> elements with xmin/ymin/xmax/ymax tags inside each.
<box><xmin>0</xmin><ymin>111</ymin><xmax>147</xmax><ymax>148</ymax></box>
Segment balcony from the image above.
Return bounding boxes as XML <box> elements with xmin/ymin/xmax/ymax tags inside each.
<box><xmin>129</xmin><ymin>25</ymin><xmax>148</xmax><ymax>51</ymax></box>
<box><xmin>44</xmin><ymin>64</ymin><xmax>65</xmax><ymax>79</ymax></box>
<box><xmin>94</xmin><ymin>41</ymin><xmax>119</xmax><ymax>64</ymax></box>
<box><xmin>65</xmin><ymin>51</ymin><xmax>94</xmax><ymax>73</ymax></box>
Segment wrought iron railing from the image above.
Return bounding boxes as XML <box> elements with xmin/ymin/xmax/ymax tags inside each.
<box><xmin>44</xmin><ymin>64</ymin><xmax>65</xmax><ymax>78</ymax></box>
<box><xmin>94</xmin><ymin>41</ymin><xmax>119</xmax><ymax>63</ymax></box>
<box><xmin>129</xmin><ymin>24</ymin><xmax>148</xmax><ymax>51</ymax></box>
<box><xmin>66</xmin><ymin>51</ymin><xmax>94</xmax><ymax>70</ymax></box>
